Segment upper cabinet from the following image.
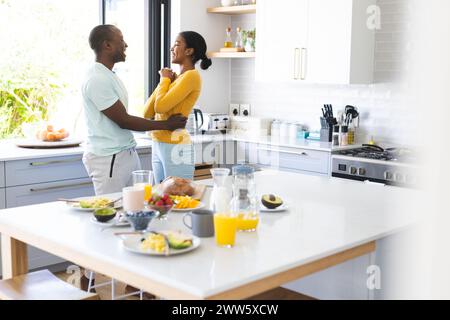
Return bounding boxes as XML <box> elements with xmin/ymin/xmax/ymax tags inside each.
<box><xmin>256</xmin><ymin>0</ymin><xmax>308</xmax><ymax>81</ymax></box>
<box><xmin>256</xmin><ymin>0</ymin><xmax>375</xmax><ymax>84</ymax></box>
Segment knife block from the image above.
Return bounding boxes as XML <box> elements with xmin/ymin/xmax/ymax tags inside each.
<box><xmin>320</xmin><ymin>117</ymin><xmax>333</xmax><ymax>142</ymax></box>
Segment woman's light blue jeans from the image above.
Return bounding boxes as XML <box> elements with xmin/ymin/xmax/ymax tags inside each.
<box><xmin>152</xmin><ymin>141</ymin><xmax>195</xmax><ymax>184</ymax></box>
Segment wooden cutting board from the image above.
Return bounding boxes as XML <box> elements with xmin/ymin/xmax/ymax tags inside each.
<box><xmin>192</xmin><ymin>184</ymin><xmax>207</xmax><ymax>201</ymax></box>
<box><xmin>15</xmin><ymin>138</ymin><xmax>83</xmax><ymax>149</ymax></box>
<box><xmin>154</xmin><ymin>183</ymin><xmax>207</xmax><ymax>200</ymax></box>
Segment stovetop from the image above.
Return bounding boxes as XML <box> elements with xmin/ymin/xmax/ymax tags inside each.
<box><xmin>334</xmin><ymin>145</ymin><xmax>415</xmax><ymax>164</ymax></box>
<box><xmin>335</xmin><ymin>148</ymin><xmax>395</xmax><ymax>161</ymax></box>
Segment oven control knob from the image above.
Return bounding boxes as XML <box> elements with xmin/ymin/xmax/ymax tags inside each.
<box><xmin>384</xmin><ymin>171</ymin><xmax>394</xmax><ymax>180</ymax></box>
<box><xmin>350</xmin><ymin>167</ymin><xmax>357</xmax><ymax>175</ymax></box>
<box><xmin>358</xmin><ymin>168</ymin><xmax>367</xmax><ymax>176</ymax></box>
<box><xmin>395</xmin><ymin>173</ymin><xmax>404</xmax><ymax>182</ymax></box>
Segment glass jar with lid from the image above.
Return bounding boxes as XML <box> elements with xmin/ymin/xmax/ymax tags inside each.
<box><xmin>231</xmin><ymin>165</ymin><xmax>259</xmax><ymax>232</ymax></box>
<box><xmin>271</xmin><ymin>120</ymin><xmax>281</xmax><ymax>139</ymax></box>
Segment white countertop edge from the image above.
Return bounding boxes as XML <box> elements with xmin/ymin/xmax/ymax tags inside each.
<box><xmin>196</xmin><ymin>223</ymin><xmax>414</xmax><ymax>298</ymax></box>
<box><xmin>0</xmin><ymin>134</ymin><xmax>360</xmax><ymax>162</ymax></box>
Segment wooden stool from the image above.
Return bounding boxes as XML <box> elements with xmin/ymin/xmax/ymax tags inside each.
<box><xmin>0</xmin><ymin>270</ymin><xmax>99</xmax><ymax>300</ymax></box>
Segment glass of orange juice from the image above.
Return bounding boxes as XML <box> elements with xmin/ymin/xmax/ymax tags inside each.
<box><xmin>132</xmin><ymin>170</ymin><xmax>153</xmax><ymax>202</ymax></box>
<box><xmin>237</xmin><ymin>211</ymin><xmax>259</xmax><ymax>232</ymax></box>
<box><xmin>214</xmin><ymin>213</ymin><xmax>238</xmax><ymax>248</ymax></box>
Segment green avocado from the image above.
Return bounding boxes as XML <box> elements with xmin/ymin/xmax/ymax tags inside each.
<box><xmin>261</xmin><ymin>194</ymin><xmax>283</xmax><ymax>209</ymax></box>
<box><xmin>94</xmin><ymin>208</ymin><xmax>116</xmax><ymax>216</ymax></box>
<box><xmin>166</xmin><ymin>232</ymin><xmax>193</xmax><ymax>250</ymax></box>
<box><xmin>79</xmin><ymin>200</ymin><xmax>93</xmax><ymax>209</ymax></box>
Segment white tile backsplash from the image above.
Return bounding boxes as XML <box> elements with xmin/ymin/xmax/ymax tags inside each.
<box><xmin>230</xmin><ymin>0</ymin><xmax>416</xmax><ymax>146</ymax></box>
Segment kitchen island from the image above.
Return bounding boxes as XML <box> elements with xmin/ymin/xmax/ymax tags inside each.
<box><xmin>0</xmin><ymin>170</ymin><xmax>419</xmax><ymax>300</ymax></box>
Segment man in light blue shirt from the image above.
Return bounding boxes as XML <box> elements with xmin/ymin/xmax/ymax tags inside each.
<box><xmin>82</xmin><ymin>25</ymin><xmax>186</xmax><ymax>195</ymax></box>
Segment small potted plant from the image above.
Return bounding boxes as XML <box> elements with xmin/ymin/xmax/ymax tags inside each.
<box><xmin>242</xmin><ymin>28</ymin><xmax>256</xmax><ymax>52</ymax></box>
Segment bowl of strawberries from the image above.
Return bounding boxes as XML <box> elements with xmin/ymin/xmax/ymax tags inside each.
<box><xmin>148</xmin><ymin>194</ymin><xmax>174</xmax><ymax>220</ymax></box>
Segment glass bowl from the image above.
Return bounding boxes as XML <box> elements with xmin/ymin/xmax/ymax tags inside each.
<box><xmin>125</xmin><ymin>210</ymin><xmax>157</xmax><ymax>231</ymax></box>
<box><xmin>148</xmin><ymin>204</ymin><xmax>173</xmax><ymax>220</ymax></box>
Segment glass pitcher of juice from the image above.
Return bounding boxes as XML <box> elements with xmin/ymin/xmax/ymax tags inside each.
<box><xmin>231</xmin><ymin>165</ymin><xmax>259</xmax><ymax>232</ymax></box>
<box><xmin>210</xmin><ymin>168</ymin><xmax>231</xmax><ymax>213</ymax></box>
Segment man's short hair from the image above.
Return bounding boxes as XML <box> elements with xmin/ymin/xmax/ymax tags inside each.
<box><xmin>89</xmin><ymin>25</ymin><xmax>118</xmax><ymax>54</ymax></box>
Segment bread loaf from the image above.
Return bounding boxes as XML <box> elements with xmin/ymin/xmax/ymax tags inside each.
<box><xmin>160</xmin><ymin>177</ymin><xmax>195</xmax><ymax>196</ymax></box>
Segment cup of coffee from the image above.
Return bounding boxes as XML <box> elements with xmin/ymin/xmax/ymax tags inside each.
<box><xmin>183</xmin><ymin>209</ymin><xmax>215</xmax><ymax>238</ymax></box>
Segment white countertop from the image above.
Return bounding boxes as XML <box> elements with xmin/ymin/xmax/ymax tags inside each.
<box><xmin>0</xmin><ymin>170</ymin><xmax>419</xmax><ymax>299</ymax></box>
<box><xmin>233</xmin><ymin>135</ymin><xmax>361</xmax><ymax>152</ymax></box>
<box><xmin>0</xmin><ymin>133</ymin><xmax>359</xmax><ymax>162</ymax></box>
<box><xmin>0</xmin><ymin>139</ymin><xmax>153</xmax><ymax>162</ymax></box>
<box><xmin>0</xmin><ymin>135</ymin><xmax>232</xmax><ymax>162</ymax></box>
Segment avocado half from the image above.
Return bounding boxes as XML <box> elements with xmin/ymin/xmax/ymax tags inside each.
<box><xmin>261</xmin><ymin>194</ymin><xmax>283</xmax><ymax>209</ymax></box>
<box><xmin>166</xmin><ymin>232</ymin><xmax>193</xmax><ymax>250</ymax></box>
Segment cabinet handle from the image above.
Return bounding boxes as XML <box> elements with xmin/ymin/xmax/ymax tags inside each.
<box><xmin>257</xmin><ymin>147</ymin><xmax>309</xmax><ymax>157</ymax></box>
<box><xmin>30</xmin><ymin>182</ymin><xmax>93</xmax><ymax>193</ymax></box>
<box><xmin>294</xmin><ymin>48</ymin><xmax>301</xmax><ymax>80</ymax></box>
<box><xmin>29</xmin><ymin>158</ymin><xmax>81</xmax><ymax>167</ymax></box>
<box><xmin>300</xmin><ymin>48</ymin><xmax>307</xmax><ymax>80</ymax></box>
<box><xmin>138</xmin><ymin>152</ymin><xmax>152</xmax><ymax>156</ymax></box>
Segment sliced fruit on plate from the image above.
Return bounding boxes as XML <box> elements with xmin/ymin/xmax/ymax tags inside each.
<box><xmin>165</xmin><ymin>231</ymin><xmax>193</xmax><ymax>250</ymax></box>
<box><xmin>261</xmin><ymin>194</ymin><xmax>284</xmax><ymax>209</ymax></box>
<box><xmin>170</xmin><ymin>195</ymin><xmax>200</xmax><ymax>209</ymax></box>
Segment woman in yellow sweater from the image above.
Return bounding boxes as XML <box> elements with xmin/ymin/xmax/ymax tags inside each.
<box><xmin>143</xmin><ymin>31</ymin><xmax>212</xmax><ymax>184</ymax></box>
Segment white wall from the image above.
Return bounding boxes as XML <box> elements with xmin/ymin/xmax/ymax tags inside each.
<box><xmin>171</xmin><ymin>0</ymin><xmax>231</xmax><ymax>114</ymax></box>
<box><xmin>230</xmin><ymin>0</ymin><xmax>415</xmax><ymax>146</ymax></box>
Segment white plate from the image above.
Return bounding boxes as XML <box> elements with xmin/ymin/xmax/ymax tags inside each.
<box><xmin>122</xmin><ymin>232</ymin><xmax>201</xmax><ymax>256</ymax></box>
<box><xmin>171</xmin><ymin>202</ymin><xmax>205</xmax><ymax>213</ymax></box>
<box><xmin>90</xmin><ymin>215</ymin><xmax>130</xmax><ymax>227</ymax></box>
<box><xmin>66</xmin><ymin>197</ymin><xmax>122</xmax><ymax>212</ymax></box>
<box><xmin>15</xmin><ymin>138</ymin><xmax>83</xmax><ymax>149</ymax></box>
<box><xmin>260</xmin><ymin>204</ymin><xmax>289</xmax><ymax>213</ymax></box>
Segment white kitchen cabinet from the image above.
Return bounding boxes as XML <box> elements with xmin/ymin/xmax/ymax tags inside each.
<box><xmin>5</xmin><ymin>155</ymin><xmax>88</xmax><ymax>187</ymax></box>
<box><xmin>256</xmin><ymin>0</ymin><xmax>375</xmax><ymax>84</ymax></box>
<box><xmin>255</xmin><ymin>0</ymin><xmax>309</xmax><ymax>82</ymax></box>
<box><xmin>236</xmin><ymin>141</ymin><xmax>247</xmax><ymax>165</ymax></box>
<box><xmin>6</xmin><ymin>178</ymin><xmax>94</xmax><ymax>208</ymax></box>
<box><xmin>196</xmin><ymin>142</ymin><xmax>222</xmax><ymax>166</ymax></box>
<box><xmin>0</xmin><ymin>188</ymin><xmax>5</xmax><ymax>209</ymax></box>
<box><xmin>246</xmin><ymin>143</ymin><xmax>330</xmax><ymax>176</ymax></box>
<box><xmin>0</xmin><ymin>161</ymin><xmax>4</xmax><ymax>188</ymax></box>
<box><xmin>137</xmin><ymin>148</ymin><xmax>152</xmax><ymax>171</ymax></box>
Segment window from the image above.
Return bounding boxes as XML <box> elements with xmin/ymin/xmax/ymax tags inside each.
<box><xmin>0</xmin><ymin>0</ymin><xmax>170</xmax><ymax>140</ymax></box>
<box><xmin>0</xmin><ymin>0</ymin><xmax>100</xmax><ymax>139</ymax></box>
<box><xmin>104</xmin><ymin>0</ymin><xmax>171</xmax><ymax>112</ymax></box>
<box><xmin>104</xmin><ymin>0</ymin><xmax>146</xmax><ymax>116</ymax></box>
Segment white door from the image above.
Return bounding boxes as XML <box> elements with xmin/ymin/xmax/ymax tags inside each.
<box><xmin>256</xmin><ymin>0</ymin><xmax>309</xmax><ymax>82</ymax></box>
<box><xmin>306</xmin><ymin>0</ymin><xmax>354</xmax><ymax>84</ymax></box>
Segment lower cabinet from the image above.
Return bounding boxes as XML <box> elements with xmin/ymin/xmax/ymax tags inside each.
<box><xmin>6</xmin><ymin>178</ymin><xmax>94</xmax><ymax>208</ymax></box>
<box><xmin>0</xmin><ymin>161</ymin><xmax>4</xmax><ymax>188</ymax></box>
<box><xmin>137</xmin><ymin>148</ymin><xmax>152</xmax><ymax>171</ymax></box>
<box><xmin>246</xmin><ymin>143</ymin><xmax>331</xmax><ymax>176</ymax></box>
<box><xmin>0</xmin><ymin>188</ymin><xmax>5</xmax><ymax>209</ymax></box>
